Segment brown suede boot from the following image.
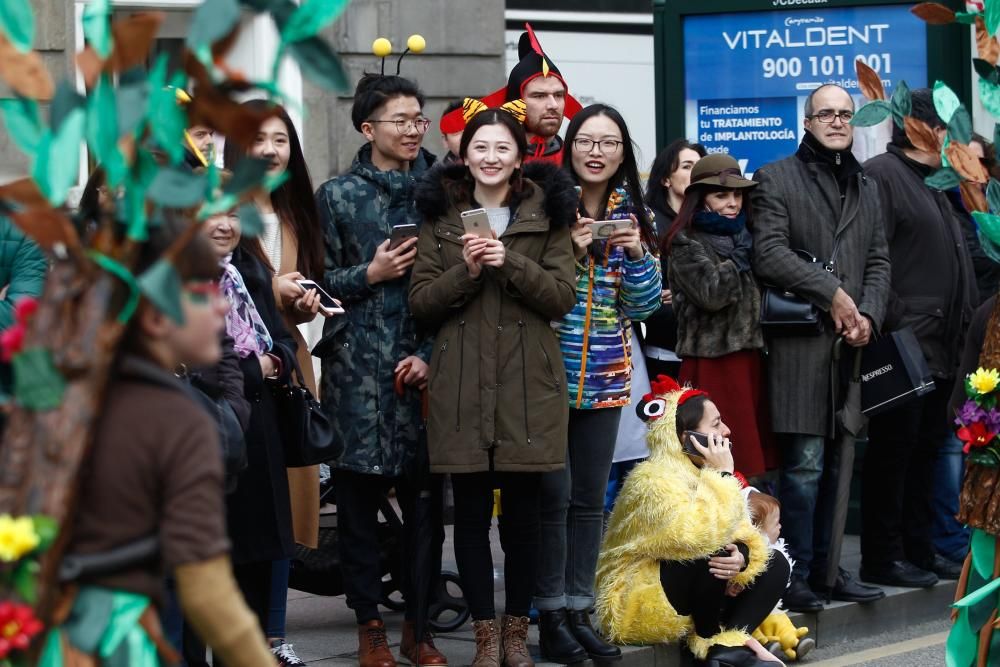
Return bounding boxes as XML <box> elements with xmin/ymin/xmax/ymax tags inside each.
<box><xmin>400</xmin><ymin>620</ymin><xmax>448</xmax><ymax>666</ymax></box>
<box><xmin>501</xmin><ymin>615</ymin><xmax>534</xmax><ymax>667</ymax></box>
<box><xmin>471</xmin><ymin>619</ymin><xmax>502</xmax><ymax>667</ymax></box>
<box><xmin>358</xmin><ymin>619</ymin><xmax>396</xmax><ymax>667</ymax></box>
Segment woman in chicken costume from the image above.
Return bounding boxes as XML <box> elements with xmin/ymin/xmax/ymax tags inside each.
<box><xmin>595</xmin><ymin>376</ymin><xmax>787</xmax><ymax>666</ymax></box>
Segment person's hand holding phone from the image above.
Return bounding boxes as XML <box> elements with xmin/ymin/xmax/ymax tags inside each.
<box><xmin>276</xmin><ymin>272</ymin><xmax>305</xmax><ymax>305</ymax></box>
<box><xmin>607</xmin><ymin>214</ymin><xmax>643</xmax><ymax>260</ymax></box>
<box><xmin>367</xmin><ymin>237</ymin><xmax>418</xmax><ymax>285</ymax></box>
<box><xmin>570</xmin><ymin>218</ymin><xmax>595</xmax><ymax>261</ymax></box>
<box><xmin>462</xmin><ymin>234</ymin><xmax>490</xmax><ymax>279</ymax></box>
<box><xmin>294</xmin><ymin>288</ymin><xmax>322</xmax><ymax>318</ymax></box>
<box><xmin>689</xmin><ymin>432</ymin><xmax>734</xmax><ymax>473</ymax></box>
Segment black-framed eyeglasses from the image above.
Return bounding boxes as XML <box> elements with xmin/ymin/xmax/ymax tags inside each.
<box><xmin>807</xmin><ymin>110</ymin><xmax>854</xmax><ymax>124</ymax></box>
<box><xmin>366</xmin><ymin>118</ymin><xmax>432</xmax><ymax>134</ymax></box>
<box><xmin>573</xmin><ymin>138</ymin><xmax>624</xmax><ymax>154</ymax></box>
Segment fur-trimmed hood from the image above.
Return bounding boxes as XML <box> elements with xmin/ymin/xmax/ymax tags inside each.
<box><xmin>414</xmin><ymin>160</ymin><xmax>578</xmax><ymax>228</ymax></box>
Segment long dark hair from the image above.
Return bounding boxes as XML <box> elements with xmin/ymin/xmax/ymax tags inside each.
<box><xmin>663</xmin><ymin>185</ymin><xmax>753</xmax><ymax>254</ymax></box>
<box><xmin>223</xmin><ymin>101</ymin><xmax>323</xmax><ymax>279</ymax></box>
<box><xmin>445</xmin><ymin>109</ymin><xmax>530</xmax><ymax>207</ymax></box>
<box><xmin>645</xmin><ymin>139</ymin><xmax>706</xmax><ymax>216</ymax></box>
<box><xmin>562</xmin><ymin>104</ymin><xmax>654</xmax><ymax>249</ymax></box>
<box><xmin>675</xmin><ymin>394</ymin><xmax>709</xmax><ymax>443</ymax></box>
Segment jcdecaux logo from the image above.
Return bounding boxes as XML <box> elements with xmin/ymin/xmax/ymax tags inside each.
<box><xmin>773</xmin><ymin>0</ymin><xmax>829</xmax><ymax>6</ymax></box>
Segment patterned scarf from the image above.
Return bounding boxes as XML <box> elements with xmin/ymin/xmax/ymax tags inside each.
<box><xmin>219</xmin><ymin>255</ymin><xmax>273</xmax><ymax>358</ymax></box>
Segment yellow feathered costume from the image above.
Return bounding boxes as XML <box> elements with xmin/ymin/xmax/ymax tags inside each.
<box><xmin>594</xmin><ymin>379</ymin><xmax>771</xmax><ymax>659</ymax></box>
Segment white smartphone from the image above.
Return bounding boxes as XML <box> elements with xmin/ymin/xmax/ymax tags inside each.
<box><xmin>461</xmin><ymin>208</ymin><xmax>493</xmax><ymax>239</ymax></box>
<box><xmin>295</xmin><ymin>279</ymin><xmax>345</xmax><ymax>316</ymax></box>
<box><xmin>588</xmin><ymin>219</ymin><xmax>632</xmax><ymax>240</ymax></box>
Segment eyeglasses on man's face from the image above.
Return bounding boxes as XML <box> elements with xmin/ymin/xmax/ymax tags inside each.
<box><xmin>366</xmin><ymin>118</ymin><xmax>432</xmax><ymax>134</ymax></box>
<box><xmin>573</xmin><ymin>138</ymin><xmax>624</xmax><ymax>154</ymax></box>
<box><xmin>807</xmin><ymin>110</ymin><xmax>854</xmax><ymax>124</ymax></box>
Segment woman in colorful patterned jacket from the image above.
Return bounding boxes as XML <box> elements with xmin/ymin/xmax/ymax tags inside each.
<box><xmin>535</xmin><ymin>104</ymin><xmax>661</xmax><ymax>664</ymax></box>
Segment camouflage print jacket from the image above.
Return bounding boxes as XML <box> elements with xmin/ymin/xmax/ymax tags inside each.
<box><xmin>313</xmin><ymin>144</ymin><xmax>436</xmax><ymax>477</ymax></box>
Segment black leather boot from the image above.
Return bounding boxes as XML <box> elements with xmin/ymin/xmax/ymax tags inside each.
<box><xmin>538</xmin><ymin>609</ymin><xmax>588</xmax><ymax>664</ymax></box>
<box><xmin>567</xmin><ymin>610</ymin><xmax>621</xmax><ymax>661</ymax></box>
<box><xmin>704</xmin><ymin>644</ymin><xmax>773</xmax><ymax>667</ymax></box>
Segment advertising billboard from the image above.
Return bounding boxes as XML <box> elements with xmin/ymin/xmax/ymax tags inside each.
<box><xmin>683</xmin><ymin>4</ymin><xmax>927</xmax><ymax>172</ymax></box>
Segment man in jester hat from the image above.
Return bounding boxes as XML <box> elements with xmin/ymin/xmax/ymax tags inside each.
<box><xmin>440</xmin><ymin>23</ymin><xmax>582</xmax><ymax>165</ymax></box>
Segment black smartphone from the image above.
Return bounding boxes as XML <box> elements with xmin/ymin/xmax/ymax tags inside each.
<box><xmin>388</xmin><ymin>223</ymin><xmax>418</xmax><ymax>250</ymax></box>
<box><xmin>295</xmin><ymin>279</ymin><xmax>345</xmax><ymax>316</ymax></box>
<box><xmin>681</xmin><ymin>431</ymin><xmax>711</xmax><ymax>461</ymax></box>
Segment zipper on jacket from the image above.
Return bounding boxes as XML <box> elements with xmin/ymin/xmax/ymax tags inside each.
<box><xmin>432</xmin><ymin>340</ymin><xmax>448</xmax><ymax>388</ymax></box>
<box><xmin>456</xmin><ymin>321</ymin><xmax>465</xmax><ymax>431</ymax></box>
<box><xmin>518</xmin><ymin>320</ymin><xmax>531</xmax><ymax>445</ymax></box>
<box><xmin>540</xmin><ymin>346</ymin><xmax>561</xmax><ymax>394</ymax></box>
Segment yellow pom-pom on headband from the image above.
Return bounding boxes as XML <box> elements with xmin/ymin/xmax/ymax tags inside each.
<box><xmin>440</xmin><ymin>97</ymin><xmax>526</xmax><ymax>135</ymax></box>
<box><xmin>372</xmin><ymin>35</ymin><xmax>426</xmax><ymax>76</ymax></box>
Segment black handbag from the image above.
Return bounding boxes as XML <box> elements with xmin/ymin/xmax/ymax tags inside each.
<box><xmin>759</xmin><ymin>242</ymin><xmax>841</xmax><ymax>337</ymax></box>
<box><xmin>272</xmin><ymin>357</ymin><xmax>342</xmax><ymax>467</ymax></box>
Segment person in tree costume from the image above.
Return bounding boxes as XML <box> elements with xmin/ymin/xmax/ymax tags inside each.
<box><xmin>0</xmin><ymin>1</ymin><xmax>354</xmax><ymax>664</ymax></box>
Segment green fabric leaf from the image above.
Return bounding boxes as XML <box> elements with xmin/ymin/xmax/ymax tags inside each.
<box><xmin>122</xmin><ymin>149</ymin><xmax>159</xmax><ymax>242</ymax></box>
<box><xmin>987</xmin><ymin>179</ymin><xmax>1000</xmax><ymax>213</ymax></box>
<box><xmin>975</xmin><ymin>58</ymin><xmax>1000</xmax><ymax>86</ymax></box>
<box><xmin>946</xmin><ymin>608</ymin><xmax>978</xmax><ymax>667</ymax></box>
<box><xmin>50</xmin><ymin>80</ymin><xmax>85</xmax><ymax>133</ymax></box>
<box><xmin>81</xmin><ymin>0</ymin><xmax>113</xmax><ymax>59</ymax></box>
<box><xmin>890</xmin><ymin>80</ymin><xmax>911</xmax><ymax>129</ymax></box>
<box><xmin>46</xmin><ymin>108</ymin><xmax>85</xmax><ymax>207</ymax></box>
<box><xmin>31</xmin><ymin>515</ymin><xmax>58</xmax><ymax>553</ymax></box>
<box><xmin>146</xmin><ymin>55</ymin><xmax>187</xmax><ymax>166</ymax></box>
<box><xmin>262</xmin><ymin>169</ymin><xmax>289</xmax><ymax>194</ymax></box>
<box><xmin>86</xmin><ymin>74</ymin><xmax>119</xmax><ymax>166</ymax></box>
<box><xmin>955</xmin><ymin>11</ymin><xmax>979</xmax><ymax>25</ymax></box>
<box><xmin>288</xmin><ymin>36</ymin><xmax>350</xmax><ymax>92</ymax></box>
<box><xmin>934</xmin><ymin>81</ymin><xmax>962</xmax><ymax>124</ymax></box>
<box><xmin>137</xmin><ymin>259</ymin><xmax>185</xmax><ymax>325</ymax></box>
<box><xmin>147</xmin><ymin>168</ymin><xmax>207</xmax><ymax>208</ymax></box>
<box><xmin>117</xmin><ymin>69</ymin><xmax>149</xmax><ymax>138</ymax></box>
<box><xmin>974</xmin><ymin>211</ymin><xmax>1000</xmax><ymax>247</ymax></box>
<box><xmin>925</xmin><ymin>166</ymin><xmax>961</xmax><ymax>190</ymax></box>
<box><xmin>281</xmin><ymin>0</ymin><xmax>350</xmax><ymax>44</ymax></box>
<box><xmin>0</xmin><ymin>0</ymin><xmax>35</xmax><ymax>53</ymax></box>
<box><xmin>949</xmin><ymin>106</ymin><xmax>974</xmax><ymax>145</ymax></box>
<box><xmin>186</xmin><ymin>0</ymin><xmax>241</xmax><ymax>50</ymax></box>
<box><xmin>12</xmin><ymin>559</ymin><xmax>39</xmax><ymax>604</ymax></box>
<box><xmin>0</xmin><ymin>97</ymin><xmax>42</xmax><ymax>156</ymax></box>
<box><xmin>206</xmin><ymin>161</ymin><xmax>220</xmax><ymax>196</ymax></box>
<box><xmin>850</xmin><ymin>100</ymin><xmax>891</xmax><ymax>127</ymax></box>
<box><xmin>239</xmin><ymin>0</ymin><xmax>274</xmax><ymax>10</ymax></box>
<box><xmin>982</xmin><ymin>78</ymin><xmax>1000</xmax><ymax>118</ymax></box>
<box><xmin>989</xmin><ymin>0</ymin><xmax>1000</xmax><ymax>36</ymax></box>
<box><xmin>954</xmin><ymin>574</ymin><xmax>1000</xmax><ymax>608</ymax></box>
<box><xmin>238</xmin><ymin>202</ymin><xmax>263</xmax><ymax>237</ymax></box>
<box><xmin>12</xmin><ymin>347</ymin><xmax>66</xmax><ymax>411</ymax></box>
<box><xmin>224</xmin><ymin>157</ymin><xmax>272</xmax><ymax>196</ymax></box>
<box><xmin>197</xmin><ymin>193</ymin><xmax>239</xmax><ymax>220</ymax></box>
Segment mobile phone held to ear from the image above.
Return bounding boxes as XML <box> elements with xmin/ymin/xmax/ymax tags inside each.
<box><xmin>588</xmin><ymin>219</ymin><xmax>632</xmax><ymax>240</ymax></box>
<box><xmin>388</xmin><ymin>223</ymin><xmax>418</xmax><ymax>250</ymax></box>
<box><xmin>295</xmin><ymin>279</ymin><xmax>345</xmax><ymax>316</ymax></box>
<box><xmin>681</xmin><ymin>431</ymin><xmax>710</xmax><ymax>464</ymax></box>
<box><xmin>461</xmin><ymin>208</ymin><xmax>493</xmax><ymax>239</ymax></box>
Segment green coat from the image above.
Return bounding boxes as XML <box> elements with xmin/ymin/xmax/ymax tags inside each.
<box><xmin>313</xmin><ymin>144</ymin><xmax>435</xmax><ymax>477</ymax></box>
<box><xmin>0</xmin><ymin>215</ymin><xmax>46</xmax><ymax>329</ymax></box>
<box><xmin>409</xmin><ymin>162</ymin><xmax>578</xmax><ymax>473</ymax></box>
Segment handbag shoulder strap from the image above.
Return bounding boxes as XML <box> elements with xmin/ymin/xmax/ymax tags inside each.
<box><xmin>823</xmin><ymin>235</ymin><xmax>844</xmax><ymax>274</ymax></box>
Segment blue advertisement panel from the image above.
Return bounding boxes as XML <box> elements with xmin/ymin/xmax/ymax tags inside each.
<box><xmin>683</xmin><ymin>4</ymin><xmax>928</xmax><ymax>172</ymax></box>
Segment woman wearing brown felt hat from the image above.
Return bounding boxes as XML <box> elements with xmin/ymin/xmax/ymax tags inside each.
<box><xmin>660</xmin><ymin>154</ymin><xmax>776</xmax><ymax>482</ymax></box>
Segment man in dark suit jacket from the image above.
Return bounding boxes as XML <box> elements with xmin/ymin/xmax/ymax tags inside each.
<box><xmin>751</xmin><ymin>84</ymin><xmax>891</xmax><ymax>612</ymax></box>
<box><xmin>861</xmin><ymin>88</ymin><xmax>976</xmax><ymax>589</ymax></box>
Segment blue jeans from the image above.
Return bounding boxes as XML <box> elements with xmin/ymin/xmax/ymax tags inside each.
<box><xmin>932</xmin><ymin>433</ymin><xmax>970</xmax><ymax>562</ymax></box>
<box><xmin>778</xmin><ymin>434</ymin><xmax>837</xmax><ymax>580</ymax></box>
<box><xmin>535</xmin><ymin>407</ymin><xmax>622</xmax><ymax>611</ymax></box>
<box><xmin>268</xmin><ymin>558</ymin><xmax>290</xmax><ymax>638</ymax></box>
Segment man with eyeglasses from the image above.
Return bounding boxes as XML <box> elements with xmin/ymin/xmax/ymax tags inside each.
<box><xmin>859</xmin><ymin>88</ymin><xmax>976</xmax><ymax>590</ymax></box>
<box><xmin>313</xmin><ymin>73</ymin><xmax>445</xmax><ymax>667</ymax></box>
<box><xmin>751</xmin><ymin>83</ymin><xmax>891</xmax><ymax>612</ymax></box>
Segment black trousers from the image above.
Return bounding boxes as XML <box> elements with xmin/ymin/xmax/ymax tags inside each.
<box><xmin>452</xmin><ymin>471</ymin><xmax>541</xmax><ymax>620</ymax></box>
<box><xmin>660</xmin><ymin>552</ymin><xmax>789</xmax><ymax>640</ymax></box>
<box><xmin>334</xmin><ymin>469</ymin><xmax>444</xmax><ymax>625</ymax></box>
<box><xmin>862</xmin><ymin>383</ymin><xmax>951</xmax><ymax>567</ymax></box>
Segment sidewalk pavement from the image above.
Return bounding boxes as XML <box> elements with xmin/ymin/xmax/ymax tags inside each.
<box><xmin>284</xmin><ymin>524</ymin><xmax>956</xmax><ymax>666</ymax></box>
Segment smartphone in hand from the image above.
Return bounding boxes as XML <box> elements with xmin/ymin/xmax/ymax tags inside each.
<box><xmin>588</xmin><ymin>219</ymin><xmax>632</xmax><ymax>240</ymax></box>
<box><xmin>461</xmin><ymin>208</ymin><xmax>493</xmax><ymax>239</ymax></box>
<box><xmin>295</xmin><ymin>279</ymin><xmax>345</xmax><ymax>316</ymax></box>
<box><xmin>388</xmin><ymin>223</ymin><xmax>418</xmax><ymax>250</ymax></box>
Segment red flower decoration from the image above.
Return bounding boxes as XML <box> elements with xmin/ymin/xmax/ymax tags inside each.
<box><xmin>0</xmin><ymin>601</ymin><xmax>44</xmax><ymax>658</ymax></box>
<box><xmin>958</xmin><ymin>422</ymin><xmax>997</xmax><ymax>453</ymax></box>
<box><xmin>0</xmin><ymin>324</ymin><xmax>25</xmax><ymax>362</ymax></box>
<box><xmin>13</xmin><ymin>297</ymin><xmax>38</xmax><ymax>325</ymax></box>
